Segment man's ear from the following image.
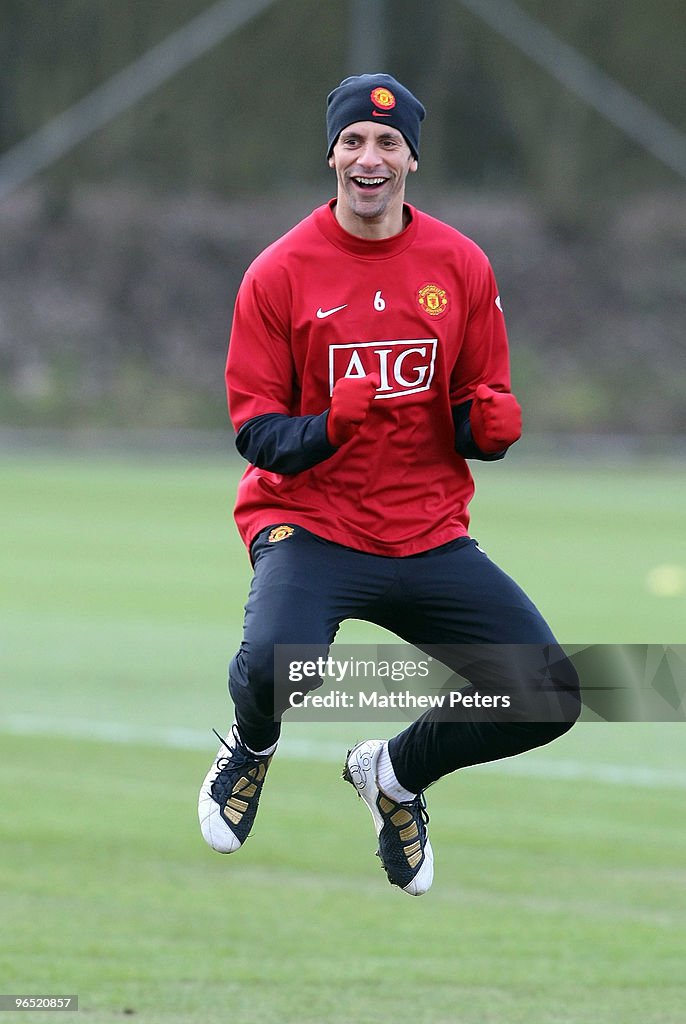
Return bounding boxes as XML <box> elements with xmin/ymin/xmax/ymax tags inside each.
<box><xmin>409</xmin><ymin>157</ymin><xmax>418</xmax><ymax>173</ymax></box>
<box><xmin>328</xmin><ymin>156</ymin><xmax>335</xmax><ymax>168</ymax></box>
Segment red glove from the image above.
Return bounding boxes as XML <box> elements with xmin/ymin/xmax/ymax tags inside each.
<box><xmin>327</xmin><ymin>374</ymin><xmax>379</xmax><ymax>447</ymax></box>
<box><xmin>469</xmin><ymin>384</ymin><xmax>522</xmax><ymax>453</ymax></box>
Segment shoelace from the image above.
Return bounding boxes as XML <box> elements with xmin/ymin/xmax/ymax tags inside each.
<box><xmin>401</xmin><ymin>792</ymin><xmax>429</xmax><ymax>838</ymax></box>
<box><xmin>210</xmin><ymin>728</ymin><xmax>264</xmax><ymax>801</ymax></box>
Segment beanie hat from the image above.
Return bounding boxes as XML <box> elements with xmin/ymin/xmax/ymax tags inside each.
<box><xmin>326</xmin><ymin>74</ymin><xmax>426</xmax><ymax>160</ymax></box>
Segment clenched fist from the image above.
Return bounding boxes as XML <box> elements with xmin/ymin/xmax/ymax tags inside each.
<box><xmin>327</xmin><ymin>374</ymin><xmax>379</xmax><ymax>447</ymax></box>
<box><xmin>469</xmin><ymin>384</ymin><xmax>522</xmax><ymax>453</ymax></box>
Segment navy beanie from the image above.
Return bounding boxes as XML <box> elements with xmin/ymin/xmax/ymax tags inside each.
<box><xmin>326</xmin><ymin>74</ymin><xmax>426</xmax><ymax>160</ymax></box>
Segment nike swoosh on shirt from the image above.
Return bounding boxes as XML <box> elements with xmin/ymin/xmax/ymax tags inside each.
<box><xmin>316</xmin><ymin>304</ymin><xmax>348</xmax><ymax>319</ymax></box>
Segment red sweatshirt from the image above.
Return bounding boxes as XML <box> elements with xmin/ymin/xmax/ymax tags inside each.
<box><xmin>226</xmin><ymin>200</ymin><xmax>512</xmax><ymax>557</ymax></box>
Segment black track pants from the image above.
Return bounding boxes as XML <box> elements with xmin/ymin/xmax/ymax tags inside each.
<box><xmin>228</xmin><ymin>525</ymin><xmax>580</xmax><ymax>792</ymax></box>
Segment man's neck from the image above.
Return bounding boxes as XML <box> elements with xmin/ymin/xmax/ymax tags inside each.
<box><xmin>333</xmin><ymin>201</ymin><xmax>410</xmax><ymax>240</ymax></box>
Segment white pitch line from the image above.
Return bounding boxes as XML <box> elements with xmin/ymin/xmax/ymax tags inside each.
<box><xmin>2</xmin><ymin>713</ymin><xmax>686</xmax><ymax>790</ymax></box>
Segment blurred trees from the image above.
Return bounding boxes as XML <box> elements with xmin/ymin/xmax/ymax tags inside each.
<box><xmin>1</xmin><ymin>183</ymin><xmax>684</xmax><ymax>433</ymax></box>
<box><xmin>1</xmin><ymin>0</ymin><xmax>684</xmax><ymax>210</ymax></box>
<box><xmin>0</xmin><ymin>1</ymin><xmax>684</xmax><ymax>434</ymax></box>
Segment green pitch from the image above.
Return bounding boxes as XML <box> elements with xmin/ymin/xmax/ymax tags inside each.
<box><xmin>1</xmin><ymin>449</ymin><xmax>685</xmax><ymax>1023</ymax></box>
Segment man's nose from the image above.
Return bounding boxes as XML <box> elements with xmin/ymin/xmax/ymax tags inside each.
<box><xmin>357</xmin><ymin>143</ymin><xmax>383</xmax><ymax>168</ymax></box>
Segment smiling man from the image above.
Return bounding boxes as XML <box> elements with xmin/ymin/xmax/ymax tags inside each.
<box><xmin>198</xmin><ymin>74</ymin><xmax>580</xmax><ymax>896</ymax></box>
<box><xmin>331</xmin><ymin>121</ymin><xmax>414</xmax><ymax>234</ymax></box>
<box><xmin>326</xmin><ymin>78</ymin><xmax>420</xmax><ymax>239</ymax></box>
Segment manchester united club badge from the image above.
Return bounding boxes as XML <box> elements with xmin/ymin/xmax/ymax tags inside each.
<box><xmin>268</xmin><ymin>525</ymin><xmax>295</xmax><ymax>543</ymax></box>
<box><xmin>417</xmin><ymin>282</ymin><xmax>449</xmax><ymax>319</ymax></box>
<box><xmin>370</xmin><ymin>86</ymin><xmax>396</xmax><ymax>111</ymax></box>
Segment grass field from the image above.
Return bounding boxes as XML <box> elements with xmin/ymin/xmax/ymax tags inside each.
<box><xmin>1</xmin><ymin>447</ymin><xmax>685</xmax><ymax>1023</ymax></box>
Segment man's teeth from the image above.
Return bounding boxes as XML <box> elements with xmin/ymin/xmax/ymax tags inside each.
<box><xmin>354</xmin><ymin>177</ymin><xmax>385</xmax><ymax>186</ymax></box>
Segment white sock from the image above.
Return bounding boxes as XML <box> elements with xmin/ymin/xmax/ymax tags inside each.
<box><xmin>233</xmin><ymin>724</ymin><xmax>278</xmax><ymax>758</ymax></box>
<box><xmin>248</xmin><ymin>740</ymin><xmax>278</xmax><ymax>757</ymax></box>
<box><xmin>375</xmin><ymin>741</ymin><xmax>417</xmax><ymax>803</ymax></box>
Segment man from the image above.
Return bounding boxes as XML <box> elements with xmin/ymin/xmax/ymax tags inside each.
<box><xmin>198</xmin><ymin>74</ymin><xmax>580</xmax><ymax>896</ymax></box>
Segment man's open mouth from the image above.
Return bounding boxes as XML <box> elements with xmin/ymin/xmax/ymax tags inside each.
<box><xmin>352</xmin><ymin>176</ymin><xmax>387</xmax><ymax>190</ymax></box>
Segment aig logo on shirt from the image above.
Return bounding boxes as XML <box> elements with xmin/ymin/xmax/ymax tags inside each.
<box><xmin>329</xmin><ymin>339</ymin><xmax>437</xmax><ymax>399</ymax></box>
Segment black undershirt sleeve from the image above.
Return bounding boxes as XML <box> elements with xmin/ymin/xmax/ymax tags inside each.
<box><xmin>237</xmin><ymin>403</ymin><xmax>505</xmax><ymax>474</ymax></box>
<box><xmin>452</xmin><ymin>399</ymin><xmax>507</xmax><ymax>462</ymax></box>
<box><xmin>235</xmin><ymin>411</ymin><xmax>338</xmax><ymax>475</ymax></box>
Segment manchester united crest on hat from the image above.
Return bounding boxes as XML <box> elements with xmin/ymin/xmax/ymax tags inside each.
<box><xmin>370</xmin><ymin>86</ymin><xmax>396</xmax><ymax>112</ymax></box>
<box><xmin>326</xmin><ymin>74</ymin><xmax>426</xmax><ymax>159</ymax></box>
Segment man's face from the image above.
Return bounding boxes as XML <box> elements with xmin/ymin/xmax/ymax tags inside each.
<box><xmin>328</xmin><ymin>121</ymin><xmax>418</xmax><ymax>237</ymax></box>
